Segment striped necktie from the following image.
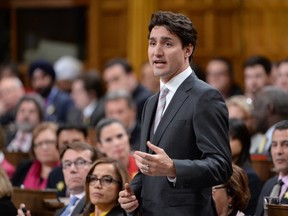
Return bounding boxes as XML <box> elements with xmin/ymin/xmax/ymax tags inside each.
<box><xmin>154</xmin><ymin>86</ymin><xmax>169</xmax><ymax>133</ymax></box>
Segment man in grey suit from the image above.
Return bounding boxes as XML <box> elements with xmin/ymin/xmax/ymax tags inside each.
<box><xmin>118</xmin><ymin>11</ymin><xmax>232</xmax><ymax>215</ymax></box>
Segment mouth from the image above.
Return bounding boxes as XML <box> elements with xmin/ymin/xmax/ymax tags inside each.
<box><xmin>153</xmin><ymin>60</ymin><xmax>166</xmax><ymax>65</ymax></box>
<box><xmin>91</xmin><ymin>192</ymin><xmax>103</xmax><ymax>198</ymax></box>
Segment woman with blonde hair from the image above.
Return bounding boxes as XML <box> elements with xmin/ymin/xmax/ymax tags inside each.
<box><xmin>82</xmin><ymin>157</ymin><xmax>130</xmax><ymax>216</ymax></box>
<box><xmin>0</xmin><ymin>167</ymin><xmax>17</xmax><ymax>215</ymax></box>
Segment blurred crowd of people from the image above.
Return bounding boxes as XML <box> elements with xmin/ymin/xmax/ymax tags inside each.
<box><xmin>0</xmin><ymin>45</ymin><xmax>288</xmax><ymax>216</ymax></box>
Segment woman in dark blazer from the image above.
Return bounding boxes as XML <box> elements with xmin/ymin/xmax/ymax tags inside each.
<box><xmin>82</xmin><ymin>158</ymin><xmax>129</xmax><ymax>216</ymax></box>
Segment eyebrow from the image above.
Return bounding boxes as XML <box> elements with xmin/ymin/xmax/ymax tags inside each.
<box><xmin>149</xmin><ymin>36</ymin><xmax>174</xmax><ymax>41</ymax></box>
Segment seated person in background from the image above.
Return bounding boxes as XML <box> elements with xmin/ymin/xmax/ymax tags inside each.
<box><xmin>0</xmin><ymin>127</ymin><xmax>15</xmax><ymax>179</ymax></box>
<box><xmin>68</xmin><ymin>72</ymin><xmax>105</xmax><ymax>127</ymax></box>
<box><xmin>0</xmin><ymin>76</ymin><xmax>25</xmax><ymax>127</ymax></box>
<box><xmin>103</xmin><ymin>58</ymin><xmax>152</xmax><ymax>123</ymax></box>
<box><xmin>28</xmin><ymin>60</ymin><xmax>74</xmax><ymax>123</ymax></box>
<box><xmin>243</xmin><ymin>55</ymin><xmax>271</xmax><ymax>103</ymax></box>
<box><xmin>96</xmin><ymin>118</ymin><xmax>138</xmax><ymax>179</ymax></box>
<box><xmin>18</xmin><ymin>141</ymin><xmax>99</xmax><ymax>216</ymax></box>
<box><xmin>54</xmin><ymin>55</ymin><xmax>83</xmax><ymax>93</ymax></box>
<box><xmin>82</xmin><ymin>158</ymin><xmax>130</xmax><ymax>216</ymax></box>
<box><xmin>250</xmin><ymin>86</ymin><xmax>288</xmax><ymax>154</ymax></box>
<box><xmin>0</xmin><ymin>167</ymin><xmax>17</xmax><ymax>216</ymax></box>
<box><xmin>206</xmin><ymin>57</ymin><xmax>243</xmax><ymax>99</ymax></box>
<box><xmin>229</xmin><ymin>118</ymin><xmax>261</xmax><ymax>215</ymax></box>
<box><xmin>140</xmin><ymin>61</ymin><xmax>159</xmax><ymax>94</ymax></box>
<box><xmin>5</xmin><ymin>94</ymin><xmax>44</xmax><ymax>153</ymax></box>
<box><xmin>212</xmin><ymin>163</ymin><xmax>250</xmax><ymax>216</ymax></box>
<box><xmin>255</xmin><ymin>120</ymin><xmax>288</xmax><ymax>216</ymax></box>
<box><xmin>104</xmin><ymin>90</ymin><xmax>141</xmax><ymax>151</ymax></box>
<box><xmin>12</xmin><ymin>122</ymin><xmax>60</xmax><ymax>189</ymax></box>
<box><xmin>274</xmin><ymin>59</ymin><xmax>288</xmax><ymax>92</ymax></box>
<box><xmin>226</xmin><ymin>95</ymin><xmax>254</xmax><ymax>135</ymax></box>
<box><xmin>47</xmin><ymin>124</ymin><xmax>91</xmax><ymax>197</ymax></box>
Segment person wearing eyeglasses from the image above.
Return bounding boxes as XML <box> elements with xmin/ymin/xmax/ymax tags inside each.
<box><xmin>17</xmin><ymin>141</ymin><xmax>100</xmax><ymax>216</ymax></box>
<box><xmin>212</xmin><ymin>164</ymin><xmax>250</xmax><ymax>216</ymax></box>
<box><xmin>12</xmin><ymin>122</ymin><xmax>60</xmax><ymax>189</ymax></box>
<box><xmin>82</xmin><ymin>157</ymin><xmax>130</xmax><ymax>216</ymax></box>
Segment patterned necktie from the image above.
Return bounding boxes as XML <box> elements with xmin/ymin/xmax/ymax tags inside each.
<box><xmin>61</xmin><ymin>196</ymin><xmax>78</xmax><ymax>216</ymax></box>
<box><xmin>269</xmin><ymin>179</ymin><xmax>283</xmax><ymax>197</ymax></box>
<box><xmin>154</xmin><ymin>86</ymin><xmax>169</xmax><ymax>133</ymax></box>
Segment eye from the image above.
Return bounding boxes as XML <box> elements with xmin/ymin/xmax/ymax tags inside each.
<box><xmin>149</xmin><ymin>41</ymin><xmax>156</xmax><ymax>46</ymax></box>
<box><xmin>164</xmin><ymin>42</ymin><xmax>172</xmax><ymax>47</ymax></box>
<box><xmin>116</xmin><ymin>134</ymin><xmax>124</xmax><ymax>139</ymax></box>
<box><xmin>102</xmin><ymin>176</ymin><xmax>113</xmax><ymax>184</ymax></box>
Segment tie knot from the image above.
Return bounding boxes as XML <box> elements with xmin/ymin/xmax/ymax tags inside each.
<box><xmin>278</xmin><ymin>179</ymin><xmax>284</xmax><ymax>186</ymax></box>
<box><xmin>160</xmin><ymin>86</ymin><xmax>169</xmax><ymax>96</ymax></box>
<box><xmin>69</xmin><ymin>196</ymin><xmax>78</xmax><ymax>206</ymax></box>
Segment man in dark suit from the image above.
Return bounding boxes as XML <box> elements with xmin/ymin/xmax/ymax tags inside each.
<box><xmin>103</xmin><ymin>58</ymin><xmax>152</xmax><ymax>123</ymax></box>
<box><xmin>104</xmin><ymin>90</ymin><xmax>141</xmax><ymax>151</ymax></box>
<box><xmin>255</xmin><ymin>120</ymin><xmax>288</xmax><ymax>216</ymax></box>
<box><xmin>118</xmin><ymin>11</ymin><xmax>232</xmax><ymax>215</ymax></box>
<box><xmin>28</xmin><ymin>60</ymin><xmax>74</xmax><ymax>123</ymax></box>
<box><xmin>68</xmin><ymin>71</ymin><xmax>105</xmax><ymax>127</ymax></box>
<box><xmin>55</xmin><ymin>142</ymin><xmax>99</xmax><ymax>216</ymax></box>
<box><xmin>47</xmin><ymin>124</ymin><xmax>90</xmax><ymax>197</ymax></box>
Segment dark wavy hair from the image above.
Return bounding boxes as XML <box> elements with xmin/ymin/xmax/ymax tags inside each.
<box><xmin>148</xmin><ymin>11</ymin><xmax>197</xmax><ymax>62</ymax></box>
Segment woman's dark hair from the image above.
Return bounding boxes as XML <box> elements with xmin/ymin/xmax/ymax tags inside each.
<box><xmin>96</xmin><ymin>118</ymin><xmax>128</xmax><ymax>143</ymax></box>
<box><xmin>229</xmin><ymin>118</ymin><xmax>251</xmax><ymax>167</ymax></box>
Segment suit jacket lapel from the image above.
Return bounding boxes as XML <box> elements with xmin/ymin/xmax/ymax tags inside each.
<box><xmin>152</xmin><ymin>75</ymin><xmax>195</xmax><ymax>147</ymax></box>
<box><xmin>71</xmin><ymin>196</ymin><xmax>86</xmax><ymax>216</ymax></box>
<box><xmin>140</xmin><ymin>94</ymin><xmax>158</xmax><ymax>153</ymax></box>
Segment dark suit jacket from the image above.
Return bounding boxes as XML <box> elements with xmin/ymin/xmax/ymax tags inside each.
<box><xmin>11</xmin><ymin>159</ymin><xmax>33</xmax><ymax>187</ymax></box>
<box><xmin>0</xmin><ymin>196</ymin><xmax>17</xmax><ymax>216</ymax></box>
<box><xmin>45</xmin><ymin>87</ymin><xmax>74</xmax><ymax>123</ymax></box>
<box><xmin>131</xmin><ymin>72</ymin><xmax>232</xmax><ymax>216</ymax></box>
<box><xmin>66</xmin><ymin>99</ymin><xmax>105</xmax><ymax>127</ymax></box>
<box><xmin>47</xmin><ymin>166</ymin><xmax>66</xmax><ymax>197</ymax></box>
<box><xmin>55</xmin><ymin>196</ymin><xmax>86</xmax><ymax>216</ymax></box>
<box><xmin>255</xmin><ymin>175</ymin><xmax>278</xmax><ymax>216</ymax></box>
<box><xmin>132</xmin><ymin>84</ymin><xmax>152</xmax><ymax>123</ymax></box>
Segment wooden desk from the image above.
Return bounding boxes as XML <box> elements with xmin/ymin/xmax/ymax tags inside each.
<box><xmin>12</xmin><ymin>187</ymin><xmax>64</xmax><ymax>216</ymax></box>
<box><xmin>267</xmin><ymin>204</ymin><xmax>288</xmax><ymax>216</ymax></box>
<box><xmin>251</xmin><ymin>154</ymin><xmax>275</xmax><ymax>185</ymax></box>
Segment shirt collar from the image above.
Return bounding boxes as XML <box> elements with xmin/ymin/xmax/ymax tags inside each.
<box><xmin>160</xmin><ymin>66</ymin><xmax>192</xmax><ymax>93</ymax></box>
<box><xmin>83</xmin><ymin>100</ymin><xmax>97</xmax><ymax>117</ymax></box>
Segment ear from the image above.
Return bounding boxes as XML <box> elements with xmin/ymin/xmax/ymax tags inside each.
<box><xmin>184</xmin><ymin>44</ymin><xmax>194</xmax><ymax>58</ymax></box>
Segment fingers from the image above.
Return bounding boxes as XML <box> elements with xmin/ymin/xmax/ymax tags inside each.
<box><xmin>125</xmin><ymin>183</ymin><xmax>134</xmax><ymax>195</ymax></box>
<box><xmin>118</xmin><ymin>185</ymin><xmax>139</xmax><ymax>213</ymax></box>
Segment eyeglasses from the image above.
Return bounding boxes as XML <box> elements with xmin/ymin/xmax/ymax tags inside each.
<box><xmin>34</xmin><ymin>140</ymin><xmax>56</xmax><ymax>148</ymax></box>
<box><xmin>62</xmin><ymin>158</ymin><xmax>92</xmax><ymax>170</ymax></box>
<box><xmin>212</xmin><ymin>185</ymin><xmax>227</xmax><ymax>193</ymax></box>
<box><xmin>87</xmin><ymin>174</ymin><xmax>121</xmax><ymax>187</ymax></box>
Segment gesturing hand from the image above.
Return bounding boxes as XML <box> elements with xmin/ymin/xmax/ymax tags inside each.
<box><xmin>118</xmin><ymin>183</ymin><xmax>139</xmax><ymax>213</ymax></box>
<box><xmin>133</xmin><ymin>141</ymin><xmax>176</xmax><ymax>177</ymax></box>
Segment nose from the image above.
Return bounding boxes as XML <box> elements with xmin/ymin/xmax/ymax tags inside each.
<box><xmin>154</xmin><ymin>44</ymin><xmax>163</xmax><ymax>57</ymax></box>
